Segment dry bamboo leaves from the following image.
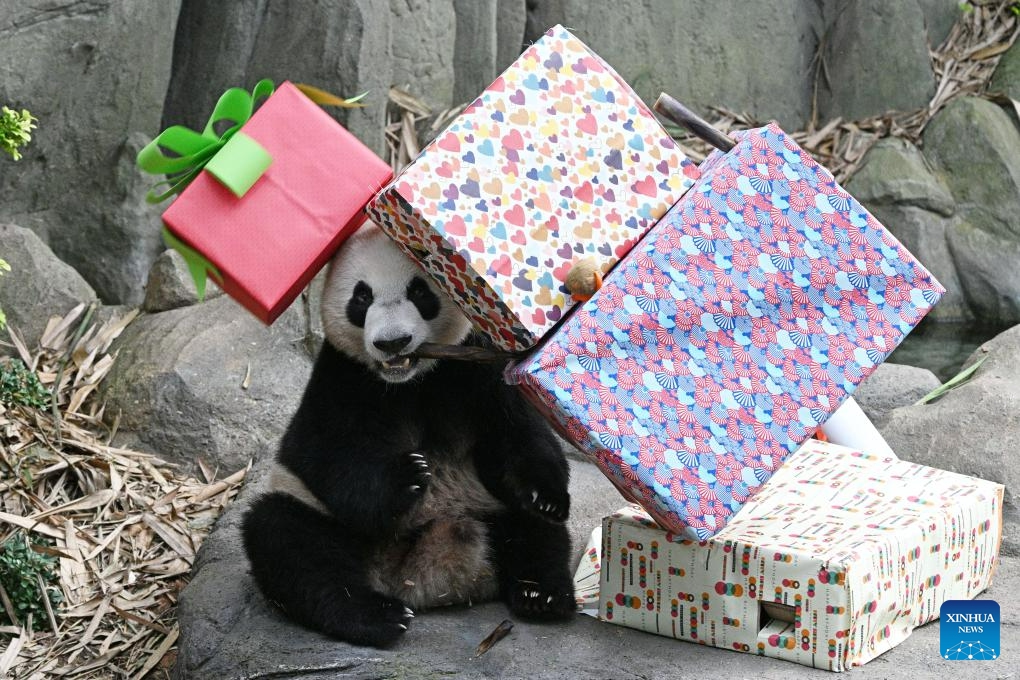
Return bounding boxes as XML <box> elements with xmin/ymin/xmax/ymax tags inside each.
<box><xmin>1</xmin><ymin>307</ymin><xmax>246</xmax><ymax>678</ymax></box>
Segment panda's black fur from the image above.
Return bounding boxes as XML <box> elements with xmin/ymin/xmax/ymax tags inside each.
<box><xmin>242</xmin><ymin>224</ymin><xmax>574</xmax><ymax>647</ymax></box>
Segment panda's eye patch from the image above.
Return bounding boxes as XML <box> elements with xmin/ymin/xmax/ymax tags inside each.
<box><xmin>346</xmin><ymin>281</ymin><xmax>373</xmax><ymax>328</ymax></box>
<box><xmin>406</xmin><ymin>276</ymin><xmax>440</xmax><ymax>321</ymax></box>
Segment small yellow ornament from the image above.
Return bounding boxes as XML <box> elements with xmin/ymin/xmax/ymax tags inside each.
<box><xmin>565</xmin><ymin>256</ymin><xmax>604</xmax><ymax>302</ymax></box>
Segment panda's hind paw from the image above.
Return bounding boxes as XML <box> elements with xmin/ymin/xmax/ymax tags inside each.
<box><xmin>508</xmin><ymin>581</ymin><xmax>576</xmax><ymax>621</ymax></box>
<box><xmin>522</xmin><ymin>487</ymin><xmax>570</xmax><ymax>523</ymax></box>
<box><xmin>325</xmin><ymin>592</ymin><xmax>414</xmax><ymax>647</ymax></box>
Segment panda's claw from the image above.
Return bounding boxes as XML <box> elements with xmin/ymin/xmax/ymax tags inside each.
<box><xmin>523</xmin><ymin>488</ymin><xmax>569</xmax><ymax>523</ymax></box>
<box><xmin>397</xmin><ymin>451</ymin><xmax>431</xmax><ymax>505</ymax></box>
<box><xmin>508</xmin><ymin>581</ymin><xmax>576</xmax><ymax>621</ymax></box>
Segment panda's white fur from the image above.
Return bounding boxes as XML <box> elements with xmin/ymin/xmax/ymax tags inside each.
<box><xmin>320</xmin><ymin>224</ymin><xmax>471</xmax><ymax>383</ymax></box>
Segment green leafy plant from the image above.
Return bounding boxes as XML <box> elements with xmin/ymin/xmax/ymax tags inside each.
<box><xmin>0</xmin><ymin>533</ymin><xmax>62</xmax><ymax>626</ymax></box>
<box><xmin>0</xmin><ymin>106</ymin><xmax>36</xmax><ymax>161</ymax></box>
<box><xmin>0</xmin><ymin>358</ymin><xmax>51</xmax><ymax>410</ymax></box>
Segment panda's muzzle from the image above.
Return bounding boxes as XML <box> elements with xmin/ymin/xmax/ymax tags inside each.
<box><xmin>372</xmin><ymin>335</ymin><xmax>421</xmax><ymax>376</ymax></box>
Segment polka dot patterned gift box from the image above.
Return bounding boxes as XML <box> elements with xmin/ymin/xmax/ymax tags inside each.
<box><xmin>509</xmin><ymin>123</ymin><xmax>946</xmax><ymax>540</ymax></box>
<box><xmin>368</xmin><ymin>25</ymin><xmax>698</xmax><ymax>352</ymax></box>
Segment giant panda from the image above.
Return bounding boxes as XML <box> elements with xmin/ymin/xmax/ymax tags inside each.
<box><xmin>242</xmin><ymin>223</ymin><xmax>575</xmax><ymax>647</ymax></box>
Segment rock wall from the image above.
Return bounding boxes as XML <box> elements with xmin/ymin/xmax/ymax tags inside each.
<box><xmin>526</xmin><ymin>0</ymin><xmax>956</xmax><ymax>129</ymax></box>
<box><xmin>1</xmin><ymin>0</ymin><xmax>961</xmax><ymax>306</ymax></box>
<box><xmin>162</xmin><ymin>0</ymin><xmax>526</xmax><ymax>159</ymax></box>
<box><xmin>0</xmin><ymin>1</ymin><xmax>181</xmax><ymax>305</ymax></box>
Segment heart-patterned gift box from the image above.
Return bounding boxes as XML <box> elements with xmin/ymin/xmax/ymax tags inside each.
<box><xmin>368</xmin><ymin>25</ymin><xmax>698</xmax><ymax>351</ymax></box>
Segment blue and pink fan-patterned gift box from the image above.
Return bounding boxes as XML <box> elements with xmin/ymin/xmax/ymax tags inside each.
<box><xmin>508</xmin><ymin>123</ymin><xmax>945</xmax><ymax>540</ymax></box>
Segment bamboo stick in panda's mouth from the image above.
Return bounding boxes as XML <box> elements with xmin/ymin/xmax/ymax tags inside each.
<box><xmin>653</xmin><ymin>93</ymin><xmax>736</xmax><ymax>152</ymax></box>
<box><xmin>409</xmin><ymin>342</ymin><xmax>524</xmax><ymax>364</ymax></box>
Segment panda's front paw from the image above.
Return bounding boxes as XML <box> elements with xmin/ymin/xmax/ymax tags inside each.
<box><xmin>397</xmin><ymin>451</ymin><xmax>431</xmax><ymax>504</ymax></box>
<box><xmin>520</xmin><ymin>486</ymin><xmax>570</xmax><ymax>523</ymax></box>
<box><xmin>508</xmin><ymin>580</ymin><xmax>576</xmax><ymax>621</ymax></box>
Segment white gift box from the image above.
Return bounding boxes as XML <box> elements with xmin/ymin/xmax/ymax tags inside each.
<box><xmin>582</xmin><ymin>440</ymin><xmax>1003</xmax><ymax>671</ymax></box>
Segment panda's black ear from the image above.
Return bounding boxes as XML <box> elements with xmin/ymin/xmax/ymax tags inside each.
<box><xmin>346</xmin><ymin>281</ymin><xmax>373</xmax><ymax>328</ymax></box>
<box><xmin>407</xmin><ymin>276</ymin><xmax>440</xmax><ymax>320</ymax></box>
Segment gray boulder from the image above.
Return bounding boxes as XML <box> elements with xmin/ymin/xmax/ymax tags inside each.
<box><xmin>990</xmin><ymin>37</ymin><xmax>1020</xmax><ymax>101</ymax></box>
<box><xmin>142</xmin><ymin>248</ymin><xmax>224</xmax><ymax>314</ymax></box>
<box><xmin>924</xmin><ymin>97</ymin><xmax>1020</xmax><ymax>324</ymax></box>
<box><xmin>0</xmin><ymin>2</ymin><xmax>182</xmax><ymax>305</ymax></box>
<box><xmin>496</xmin><ymin>0</ymin><xmax>528</xmax><ymax>72</ymax></box>
<box><xmin>846</xmin><ymin>137</ymin><xmax>968</xmax><ymax>321</ymax></box>
<box><xmin>852</xmin><ymin>362</ymin><xmax>941</xmax><ymax>428</ymax></box>
<box><xmin>103</xmin><ymin>296</ymin><xmax>312</xmax><ymax>475</ymax></box>
<box><xmin>0</xmin><ymin>223</ymin><xmax>97</xmax><ymax>350</ymax></box>
<box><xmin>847</xmin><ymin>137</ymin><xmax>954</xmax><ymax>215</ymax></box>
<box><xmin>817</xmin><ymin>0</ymin><xmax>937</xmax><ymax>122</ymax></box>
<box><xmin>947</xmin><ymin>216</ymin><xmax>1020</xmax><ymax>324</ymax></box>
<box><xmin>163</xmin><ymin>0</ymin><xmax>527</xmax><ymax>158</ymax></box>
<box><xmin>880</xmin><ymin>324</ymin><xmax>1020</xmax><ymax>555</ymax></box>
<box><xmin>924</xmin><ymin>97</ymin><xmax>1020</xmax><ymax>239</ymax></box>
<box><xmin>847</xmin><ymin>97</ymin><xmax>1020</xmax><ymax>326</ymax></box>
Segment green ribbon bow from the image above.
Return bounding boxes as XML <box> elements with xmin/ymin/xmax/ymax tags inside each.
<box><xmin>137</xmin><ymin>78</ymin><xmax>276</xmax><ymax>203</ymax></box>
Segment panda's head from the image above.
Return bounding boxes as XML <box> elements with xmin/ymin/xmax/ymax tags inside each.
<box><xmin>321</xmin><ymin>223</ymin><xmax>472</xmax><ymax>383</ymax></box>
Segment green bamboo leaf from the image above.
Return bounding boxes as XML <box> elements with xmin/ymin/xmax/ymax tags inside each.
<box><xmin>914</xmin><ymin>355</ymin><xmax>987</xmax><ymax>405</ymax></box>
<box><xmin>295</xmin><ymin>83</ymin><xmax>368</xmax><ymax>108</ymax></box>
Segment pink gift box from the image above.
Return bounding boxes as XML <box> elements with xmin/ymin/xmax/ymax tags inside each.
<box><xmin>161</xmin><ymin>82</ymin><xmax>393</xmax><ymax>324</ymax></box>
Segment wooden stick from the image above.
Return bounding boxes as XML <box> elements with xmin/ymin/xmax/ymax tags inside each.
<box><xmin>475</xmin><ymin>619</ymin><xmax>514</xmax><ymax>657</ymax></box>
<box><xmin>654</xmin><ymin>93</ymin><xmax>736</xmax><ymax>152</ymax></box>
<box><xmin>410</xmin><ymin>342</ymin><xmax>523</xmax><ymax>364</ymax></box>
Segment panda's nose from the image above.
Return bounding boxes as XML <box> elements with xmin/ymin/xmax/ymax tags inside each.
<box><xmin>373</xmin><ymin>335</ymin><xmax>413</xmax><ymax>354</ymax></box>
